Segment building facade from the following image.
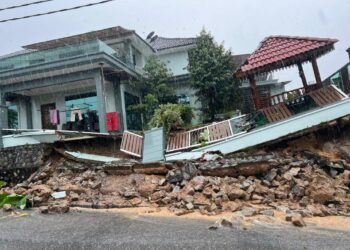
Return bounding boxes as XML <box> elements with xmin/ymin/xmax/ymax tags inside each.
<box><xmin>0</xmin><ymin>26</ymin><xmax>286</xmax><ymax>132</ymax></box>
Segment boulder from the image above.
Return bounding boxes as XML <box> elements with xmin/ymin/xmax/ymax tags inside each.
<box><xmin>39</xmin><ymin>206</ymin><xmax>49</xmax><ymax>214</ymax></box>
<box><xmin>208</xmin><ymin>218</ymin><xmax>233</xmax><ymax>230</ymax></box>
<box><xmin>291</xmin><ymin>214</ymin><xmax>306</xmax><ymax>227</ymax></box>
<box><xmin>137</xmin><ymin>183</ymin><xmax>157</xmax><ymax>198</ymax></box>
<box><xmin>259</xmin><ymin>209</ymin><xmax>274</xmax><ymax>216</ymax></box>
<box><xmin>186</xmin><ymin>202</ymin><xmax>194</xmax><ymax>210</ymax></box>
<box><xmin>190</xmin><ymin>176</ymin><xmax>207</xmax><ymax>191</ymax></box>
<box><xmin>308</xmin><ymin>175</ymin><xmax>335</xmax><ymax>204</ymax></box>
<box><xmin>222</xmin><ymin>201</ymin><xmax>241</xmax><ymax>212</ymax></box>
<box><xmin>150</xmin><ymin>191</ymin><xmax>166</xmax><ymax>202</ymax></box>
<box><xmin>166</xmin><ymin>169</ymin><xmax>184</xmax><ymax>184</ymax></box>
<box><xmin>130</xmin><ymin>197</ymin><xmax>142</xmax><ymax>206</ymax></box>
<box><xmin>48</xmin><ymin>202</ymin><xmax>70</xmax><ymax>214</ymax></box>
<box><xmin>241</xmin><ymin>207</ymin><xmax>258</xmax><ymax>217</ymax></box>
<box><xmin>122</xmin><ymin>189</ymin><xmax>139</xmax><ymax>199</ymax></box>
<box><xmin>193</xmin><ymin>193</ymin><xmax>211</xmax><ymax>206</ymax></box>
<box><xmin>226</xmin><ymin>187</ymin><xmax>246</xmax><ymax>200</ymax></box>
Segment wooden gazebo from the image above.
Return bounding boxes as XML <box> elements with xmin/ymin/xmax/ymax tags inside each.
<box><xmin>235</xmin><ymin>36</ymin><xmax>338</xmax><ymax>110</ymax></box>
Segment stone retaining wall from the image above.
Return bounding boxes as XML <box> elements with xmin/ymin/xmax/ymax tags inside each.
<box><xmin>0</xmin><ymin>144</ymin><xmax>50</xmax><ymax>183</ymax></box>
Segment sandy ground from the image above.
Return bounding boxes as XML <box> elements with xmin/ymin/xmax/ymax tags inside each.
<box><xmin>72</xmin><ymin>207</ymin><xmax>350</xmax><ymax>231</ymax></box>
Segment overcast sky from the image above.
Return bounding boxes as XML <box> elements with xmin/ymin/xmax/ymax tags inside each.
<box><xmin>0</xmin><ymin>0</ymin><xmax>350</xmax><ymax>89</ymax></box>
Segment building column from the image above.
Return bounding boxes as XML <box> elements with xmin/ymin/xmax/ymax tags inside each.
<box><xmin>0</xmin><ymin>92</ymin><xmax>7</xmax><ymax>148</ymax></box>
<box><xmin>125</xmin><ymin>39</ymin><xmax>133</xmax><ymax>68</ymax></box>
<box><xmin>119</xmin><ymin>82</ymin><xmax>128</xmax><ymax>131</ymax></box>
<box><xmin>95</xmin><ymin>67</ymin><xmax>107</xmax><ymax>133</ymax></box>
<box><xmin>24</xmin><ymin>96</ymin><xmax>33</xmax><ymax>129</ymax></box>
<box><xmin>113</xmin><ymin>80</ymin><xmax>125</xmax><ymax>131</ymax></box>
<box><xmin>311</xmin><ymin>57</ymin><xmax>322</xmax><ymax>89</ymax></box>
<box><xmin>297</xmin><ymin>63</ymin><xmax>308</xmax><ymax>91</ymax></box>
<box><xmin>248</xmin><ymin>75</ymin><xmax>261</xmax><ymax>110</ymax></box>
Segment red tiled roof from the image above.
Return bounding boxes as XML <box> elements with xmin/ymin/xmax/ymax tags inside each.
<box><xmin>235</xmin><ymin>36</ymin><xmax>338</xmax><ymax>78</ymax></box>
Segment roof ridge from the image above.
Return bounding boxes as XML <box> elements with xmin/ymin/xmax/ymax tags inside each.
<box><xmin>265</xmin><ymin>35</ymin><xmax>338</xmax><ymax>42</ymax></box>
<box><xmin>156</xmin><ymin>36</ymin><xmax>197</xmax><ymax>40</ymax></box>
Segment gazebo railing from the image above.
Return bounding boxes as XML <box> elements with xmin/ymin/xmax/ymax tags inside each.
<box><xmin>270</xmin><ymin>87</ymin><xmax>306</xmax><ymax>106</ymax></box>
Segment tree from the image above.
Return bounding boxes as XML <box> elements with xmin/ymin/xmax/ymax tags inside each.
<box><xmin>188</xmin><ymin>29</ymin><xmax>242</xmax><ymax>121</ymax></box>
<box><xmin>149</xmin><ymin>104</ymin><xmax>194</xmax><ymax>134</ymax></box>
<box><xmin>129</xmin><ymin>56</ymin><xmax>177</xmax><ymax>127</ymax></box>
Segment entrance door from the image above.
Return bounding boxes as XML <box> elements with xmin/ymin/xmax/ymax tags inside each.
<box><xmin>41</xmin><ymin>103</ymin><xmax>57</xmax><ymax>130</ymax></box>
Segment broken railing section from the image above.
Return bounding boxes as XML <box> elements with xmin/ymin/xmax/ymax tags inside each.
<box><xmin>120</xmin><ymin>128</ymin><xmax>165</xmax><ymax>163</ymax></box>
<box><xmin>120</xmin><ymin>115</ymin><xmax>247</xmax><ymax>159</ymax></box>
<box><xmin>166</xmin><ymin>116</ymin><xmax>247</xmax><ymax>153</ymax></box>
<box><xmin>253</xmin><ymin>85</ymin><xmax>347</xmax><ymax>127</ymax></box>
<box><xmin>120</xmin><ymin>131</ymin><xmax>144</xmax><ymax>157</ymax></box>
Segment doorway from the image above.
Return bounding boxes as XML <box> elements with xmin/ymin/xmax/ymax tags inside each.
<box><xmin>41</xmin><ymin>103</ymin><xmax>57</xmax><ymax>130</ymax></box>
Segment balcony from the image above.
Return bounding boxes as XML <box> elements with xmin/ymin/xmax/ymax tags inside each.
<box><xmin>0</xmin><ymin>39</ymin><xmax>134</xmax><ymax>74</ymax></box>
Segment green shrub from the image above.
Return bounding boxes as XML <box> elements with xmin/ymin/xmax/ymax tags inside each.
<box><xmin>149</xmin><ymin>104</ymin><xmax>194</xmax><ymax>133</ymax></box>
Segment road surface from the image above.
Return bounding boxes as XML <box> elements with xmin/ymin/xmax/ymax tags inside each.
<box><xmin>0</xmin><ymin>209</ymin><xmax>349</xmax><ymax>249</ymax></box>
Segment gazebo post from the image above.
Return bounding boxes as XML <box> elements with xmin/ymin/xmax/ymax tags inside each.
<box><xmin>311</xmin><ymin>57</ymin><xmax>322</xmax><ymax>88</ymax></box>
<box><xmin>248</xmin><ymin>75</ymin><xmax>261</xmax><ymax>110</ymax></box>
<box><xmin>297</xmin><ymin>63</ymin><xmax>308</xmax><ymax>91</ymax></box>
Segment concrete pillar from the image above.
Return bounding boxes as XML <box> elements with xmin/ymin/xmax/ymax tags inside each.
<box><xmin>113</xmin><ymin>79</ymin><xmax>125</xmax><ymax>131</ymax></box>
<box><xmin>125</xmin><ymin>39</ymin><xmax>134</xmax><ymax>68</ymax></box>
<box><xmin>0</xmin><ymin>92</ymin><xmax>8</xmax><ymax>129</ymax></box>
<box><xmin>248</xmin><ymin>75</ymin><xmax>261</xmax><ymax>110</ymax></box>
<box><xmin>24</xmin><ymin>96</ymin><xmax>33</xmax><ymax>129</ymax></box>
<box><xmin>297</xmin><ymin>63</ymin><xmax>308</xmax><ymax>91</ymax></box>
<box><xmin>0</xmin><ymin>93</ymin><xmax>7</xmax><ymax>148</ymax></box>
<box><xmin>95</xmin><ymin>68</ymin><xmax>107</xmax><ymax>133</ymax></box>
<box><xmin>311</xmin><ymin>57</ymin><xmax>322</xmax><ymax>89</ymax></box>
<box><xmin>120</xmin><ymin>82</ymin><xmax>127</xmax><ymax>130</ymax></box>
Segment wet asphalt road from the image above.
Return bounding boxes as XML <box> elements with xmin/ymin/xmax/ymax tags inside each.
<box><xmin>0</xmin><ymin>209</ymin><xmax>349</xmax><ymax>250</ymax></box>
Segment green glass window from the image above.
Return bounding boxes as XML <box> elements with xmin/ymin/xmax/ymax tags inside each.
<box><xmin>63</xmin><ymin>93</ymin><xmax>100</xmax><ymax>132</ymax></box>
<box><xmin>8</xmin><ymin>105</ymin><xmax>18</xmax><ymax>129</ymax></box>
<box><xmin>178</xmin><ymin>94</ymin><xmax>191</xmax><ymax>104</ymax></box>
<box><xmin>65</xmin><ymin>93</ymin><xmax>98</xmax><ymax>122</ymax></box>
<box><xmin>125</xmin><ymin>92</ymin><xmax>142</xmax><ymax>131</ymax></box>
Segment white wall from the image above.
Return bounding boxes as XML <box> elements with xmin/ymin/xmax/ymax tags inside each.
<box><xmin>174</xmin><ymin>82</ymin><xmax>202</xmax><ymax>125</ymax></box>
<box><xmin>31</xmin><ymin>93</ymin><xmax>67</xmax><ymax>130</ymax></box>
<box><xmin>158</xmin><ymin>50</ymin><xmax>189</xmax><ymax>76</ymax></box>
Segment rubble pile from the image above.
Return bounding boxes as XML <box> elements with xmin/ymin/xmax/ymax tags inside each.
<box><xmin>1</xmin><ymin>148</ymin><xmax>350</xmax><ymax>221</ymax></box>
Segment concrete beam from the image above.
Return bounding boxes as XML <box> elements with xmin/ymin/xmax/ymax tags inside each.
<box><xmin>0</xmin><ymin>71</ymin><xmax>97</xmax><ymax>94</ymax></box>
<box><xmin>0</xmin><ymin>53</ymin><xmax>139</xmax><ymax>84</ymax></box>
